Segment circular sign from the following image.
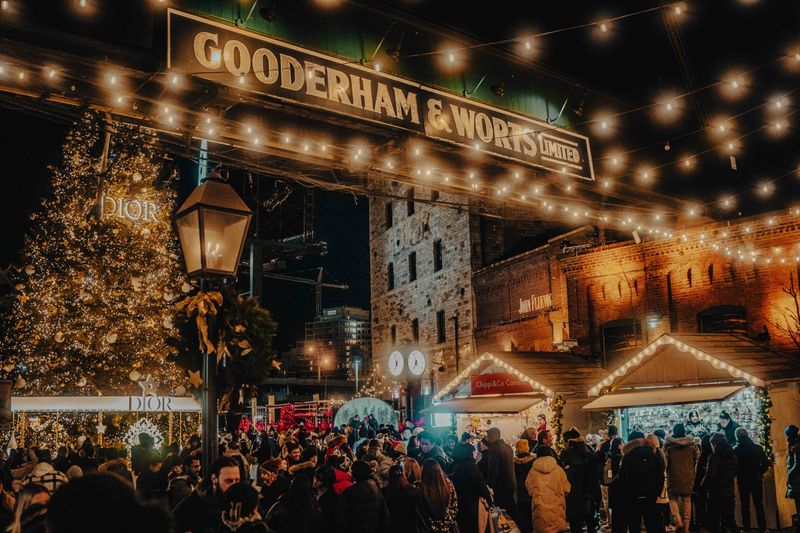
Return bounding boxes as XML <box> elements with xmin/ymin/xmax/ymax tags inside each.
<box><xmin>408</xmin><ymin>350</ymin><xmax>426</xmax><ymax>376</ymax></box>
<box><xmin>333</xmin><ymin>397</ymin><xmax>399</xmax><ymax>429</ymax></box>
<box><xmin>388</xmin><ymin>350</ymin><xmax>404</xmax><ymax>376</ymax></box>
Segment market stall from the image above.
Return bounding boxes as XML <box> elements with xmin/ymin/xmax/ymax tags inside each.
<box><xmin>7</xmin><ymin>395</ymin><xmax>201</xmax><ymax>450</ymax></box>
<box><xmin>425</xmin><ymin>351</ymin><xmax>609</xmax><ymax>442</ymax></box>
<box><xmin>582</xmin><ymin>333</ymin><xmax>800</xmax><ymax>529</ymax></box>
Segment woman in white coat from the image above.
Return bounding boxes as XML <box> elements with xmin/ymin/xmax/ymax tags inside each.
<box><xmin>525</xmin><ymin>455</ymin><xmax>571</xmax><ymax>533</ymax></box>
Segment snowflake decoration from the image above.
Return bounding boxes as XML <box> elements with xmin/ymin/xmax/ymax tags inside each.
<box><xmin>124</xmin><ymin>418</ymin><xmax>164</xmax><ymax>450</ymax></box>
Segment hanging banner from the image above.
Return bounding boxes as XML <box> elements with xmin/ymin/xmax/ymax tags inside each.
<box><xmin>471</xmin><ymin>373</ymin><xmax>535</xmax><ymax>396</ymax></box>
<box><xmin>167</xmin><ymin>9</ymin><xmax>595</xmax><ymax>181</ymax></box>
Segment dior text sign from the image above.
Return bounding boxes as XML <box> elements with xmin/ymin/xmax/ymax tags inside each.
<box><xmin>167</xmin><ymin>9</ymin><xmax>594</xmax><ymax>180</ymax></box>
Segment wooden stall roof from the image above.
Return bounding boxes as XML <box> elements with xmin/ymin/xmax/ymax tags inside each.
<box><xmin>487</xmin><ymin>352</ymin><xmax>609</xmax><ymax>395</ymax></box>
<box><xmin>587</xmin><ymin>333</ymin><xmax>800</xmax><ymax>396</ymax></box>
<box><xmin>669</xmin><ymin>334</ymin><xmax>800</xmax><ymax>382</ymax></box>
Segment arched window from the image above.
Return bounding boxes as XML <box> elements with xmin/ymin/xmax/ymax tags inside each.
<box><xmin>601</xmin><ymin>319</ymin><xmax>643</xmax><ymax>354</ymax></box>
<box><xmin>698</xmin><ymin>305</ymin><xmax>747</xmax><ymax>333</ymax></box>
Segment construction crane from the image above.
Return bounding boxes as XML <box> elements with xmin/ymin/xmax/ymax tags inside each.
<box><xmin>262</xmin><ymin>267</ymin><xmax>348</xmax><ymax>318</ymax></box>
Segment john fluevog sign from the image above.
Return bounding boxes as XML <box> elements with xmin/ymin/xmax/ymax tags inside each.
<box><xmin>167</xmin><ymin>9</ymin><xmax>594</xmax><ymax>181</ymax></box>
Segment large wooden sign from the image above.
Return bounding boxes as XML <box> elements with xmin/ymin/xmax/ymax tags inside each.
<box><xmin>167</xmin><ymin>9</ymin><xmax>595</xmax><ymax>181</ymax></box>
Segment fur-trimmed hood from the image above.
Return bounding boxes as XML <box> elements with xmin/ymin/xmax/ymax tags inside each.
<box><xmin>622</xmin><ymin>438</ymin><xmax>649</xmax><ymax>455</ymax></box>
<box><xmin>288</xmin><ymin>460</ymin><xmax>316</xmax><ymax>475</ymax></box>
<box><xmin>665</xmin><ymin>435</ymin><xmax>697</xmax><ymax>448</ymax></box>
<box><xmin>514</xmin><ymin>454</ymin><xmax>537</xmax><ymax>465</ymax></box>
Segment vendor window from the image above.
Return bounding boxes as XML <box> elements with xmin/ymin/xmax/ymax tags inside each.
<box><xmin>600</xmin><ymin>319</ymin><xmax>642</xmax><ymax>355</ymax></box>
<box><xmin>409</xmin><ymin>251</ymin><xmax>417</xmax><ymax>281</ymax></box>
<box><xmin>433</xmin><ymin>239</ymin><xmax>443</xmax><ymax>272</ymax></box>
<box><xmin>387</xmin><ymin>262</ymin><xmax>395</xmax><ymax>290</ymax></box>
<box><xmin>436</xmin><ymin>310</ymin><xmax>446</xmax><ymax>343</ymax></box>
<box><xmin>698</xmin><ymin>305</ymin><xmax>747</xmax><ymax>333</ymax></box>
<box><xmin>385</xmin><ymin>202</ymin><xmax>393</xmax><ymax>229</ymax></box>
<box><xmin>412</xmin><ymin>318</ymin><xmax>420</xmax><ymax>343</ymax></box>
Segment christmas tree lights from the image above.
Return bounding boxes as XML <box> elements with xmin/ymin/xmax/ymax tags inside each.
<box><xmin>0</xmin><ymin>112</ymin><xmax>187</xmax><ymax>395</ymax></box>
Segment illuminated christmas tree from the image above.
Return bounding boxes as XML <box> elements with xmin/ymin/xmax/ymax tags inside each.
<box><xmin>0</xmin><ymin>112</ymin><xmax>187</xmax><ymax>395</ymax></box>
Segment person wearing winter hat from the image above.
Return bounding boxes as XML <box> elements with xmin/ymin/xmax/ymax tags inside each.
<box><xmin>338</xmin><ymin>460</ymin><xmax>389</xmax><ymax>531</ymax></box>
<box><xmin>664</xmin><ymin>423</ymin><xmax>699</xmax><ymax>533</ymax></box>
<box><xmin>514</xmin><ymin>439</ymin><xmax>536</xmax><ymax>533</ymax></box>
<box><xmin>449</xmin><ymin>443</ymin><xmax>491</xmax><ymax>533</ymax></box>
<box><xmin>702</xmin><ymin>432</ymin><xmax>739</xmax><ymax>533</ymax></box>
<box><xmin>618</xmin><ymin>430</ymin><xmax>664</xmax><ymax>533</ymax></box>
<box><xmin>785</xmin><ymin>424</ymin><xmax>800</xmax><ymax>532</ymax></box>
<box><xmin>220</xmin><ymin>483</ymin><xmax>267</xmax><ymax>533</ymax></box>
<box><xmin>525</xmin><ymin>445</ymin><xmax>571</xmax><ymax>533</ymax></box>
<box><xmin>559</xmin><ymin>427</ymin><xmax>600</xmax><ymax>533</ymax></box>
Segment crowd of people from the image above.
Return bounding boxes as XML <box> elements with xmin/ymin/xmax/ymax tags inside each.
<box><xmin>0</xmin><ymin>410</ymin><xmax>797</xmax><ymax>533</ymax></box>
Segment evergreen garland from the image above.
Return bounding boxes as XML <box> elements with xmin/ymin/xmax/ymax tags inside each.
<box><xmin>755</xmin><ymin>386</ymin><xmax>775</xmax><ymax>464</ymax></box>
<box><xmin>550</xmin><ymin>395</ymin><xmax>565</xmax><ymax>453</ymax></box>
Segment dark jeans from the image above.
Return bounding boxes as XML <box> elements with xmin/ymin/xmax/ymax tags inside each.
<box><xmin>707</xmin><ymin>494</ymin><xmax>739</xmax><ymax>533</ymax></box>
<box><xmin>612</xmin><ymin>502</ymin><xmax>628</xmax><ymax>533</ymax></box>
<box><xmin>692</xmin><ymin>490</ymin><xmax>708</xmax><ymax>530</ymax></box>
<box><xmin>626</xmin><ymin>498</ymin><xmax>664</xmax><ymax>533</ymax></box>
<box><xmin>738</xmin><ymin>478</ymin><xmax>766</xmax><ymax>531</ymax></box>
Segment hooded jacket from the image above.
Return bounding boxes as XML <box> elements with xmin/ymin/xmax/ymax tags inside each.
<box><xmin>332</xmin><ymin>467</ymin><xmax>354</xmax><ymax>495</ymax></box>
<box><xmin>514</xmin><ymin>453</ymin><xmax>536</xmax><ymax>504</ymax></box>
<box><xmin>172</xmin><ymin>481</ymin><xmax>224</xmax><ymax>533</ymax></box>
<box><xmin>559</xmin><ymin>439</ymin><xmax>600</xmax><ymax>522</ymax></box>
<box><xmin>525</xmin><ymin>456</ymin><xmax>570</xmax><ymax>533</ymax></box>
<box><xmin>702</xmin><ymin>443</ymin><xmax>738</xmax><ymax>499</ymax></box>
<box><xmin>338</xmin><ymin>479</ymin><xmax>390</xmax><ymax>533</ymax></box>
<box><xmin>734</xmin><ymin>433</ymin><xmax>769</xmax><ymax>485</ymax></box>
<box><xmin>21</xmin><ymin>462</ymin><xmax>69</xmax><ymax>494</ymax></box>
<box><xmin>619</xmin><ymin>438</ymin><xmax>665</xmax><ymax>502</ymax></box>
<box><xmin>664</xmin><ymin>435</ymin><xmax>699</xmax><ymax>495</ymax></box>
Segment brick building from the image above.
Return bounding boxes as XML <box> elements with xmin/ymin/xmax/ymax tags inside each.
<box><xmin>472</xmin><ymin>211</ymin><xmax>800</xmax><ymax>369</ymax></box>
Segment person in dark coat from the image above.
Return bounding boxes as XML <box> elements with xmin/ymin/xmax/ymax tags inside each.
<box><xmin>265</xmin><ymin>475</ymin><xmax>326</xmax><ymax>533</ymax></box>
<box><xmin>476</xmin><ymin>438</ymin><xmax>490</xmax><ymax>480</ymax></box>
<box><xmin>664</xmin><ymin>424</ymin><xmax>699</xmax><ymax>533</ymax></box>
<box><xmin>534</xmin><ymin>429</ymin><xmax>556</xmax><ymax>459</ymax></box>
<box><xmin>785</xmin><ymin>425</ymin><xmax>800</xmax><ymax>533</ymax></box>
<box><xmin>450</xmin><ymin>443</ymin><xmax>492</xmax><ymax>533</ymax></box>
<box><xmin>337</xmin><ymin>460</ymin><xmax>389</xmax><ymax>533</ymax></box>
<box><xmin>702</xmin><ymin>432</ymin><xmax>739</xmax><ymax>533</ymax></box>
<box><xmin>382</xmin><ymin>464</ymin><xmax>417</xmax><ymax>533</ymax></box>
<box><xmin>597</xmin><ymin>426</ymin><xmax>624</xmax><ymax>533</ymax></box>
<box><xmin>717</xmin><ymin>411</ymin><xmax>740</xmax><ymax>447</ymax></box>
<box><xmin>560</xmin><ymin>428</ymin><xmax>601</xmax><ymax>533</ymax></box>
<box><xmin>219</xmin><ymin>482</ymin><xmax>268</xmax><ymax>533</ymax></box>
<box><xmin>693</xmin><ymin>433</ymin><xmax>713</xmax><ymax>531</ymax></box>
<box><xmin>172</xmin><ymin>457</ymin><xmax>240</xmax><ymax>533</ymax></box>
<box><xmin>314</xmin><ymin>465</ymin><xmax>341</xmax><ymax>530</ymax></box>
<box><xmin>418</xmin><ymin>431</ymin><xmax>452</xmax><ymax>473</ymax></box>
<box><xmin>735</xmin><ymin>427</ymin><xmax>769</xmax><ymax>532</ymax></box>
<box><xmin>618</xmin><ymin>432</ymin><xmax>665</xmax><ymax>533</ymax></box>
<box><xmin>514</xmin><ymin>439</ymin><xmax>536</xmax><ymax>533</ymax></box>
<box><xmin>487</xmin><ymin>427</ymin><xmax>525</xmax><ymax>529</ymax></box>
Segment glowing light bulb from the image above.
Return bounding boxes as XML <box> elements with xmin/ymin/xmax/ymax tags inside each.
<box><xmin>674</xmin><ymin>4</ymin><xmax>682</xmax><ymax>15</ymax></box>
<box><xmin>17</xmin><ymin>70</ymin><xmax>24</xmax><ymax>80</ymax></box>
<box><xmin>524</xmin><ymin>40</ymin><xmax>532</xmax><ymax>51</ymax></box>
<box><xmin>0</xmin><ymin>1</ymin><xmax>8</xmax><ymax>11</ymax></box>
<box><xmin>48</xmin><ymin>69</ymin><xmax>57</xmax><ymax>79</ymax></box>
<box><xmin>79</xmin><ymin>0</ymin><xmax>87</xmax><ymax>7</ymax></box>
<box><xmin>448</xmin><ymin>53</ymin><xmax>455</xmax><ymax>63</ymax></box>
<box><xmin>600</xmin><ymin>22</ymin><xmax>608</xmax><ymax>32</ymax></box>
<box><xmin>253</xmin><ymin>137</ymin><xmax>260</xmax><ymax>145</ymax></box>
<box><xmin>109</xmin><ymin>75</ymin><xmax>117</xmax><ymax>85</ymax></box>
<box><xmin>171</xmin><ymin>75</ymin><xmax>179</xmax><ymax>85</ymax></box>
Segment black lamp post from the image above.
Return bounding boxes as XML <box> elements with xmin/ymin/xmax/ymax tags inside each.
<box><xmin>174</xmin><ymin>172</ymin><xmax>252</xmax><ymax>474</ymax></box>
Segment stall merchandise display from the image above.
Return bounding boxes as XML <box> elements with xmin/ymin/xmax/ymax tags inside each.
<box><xmin>625</xmin><ymin>387</ymin><xmax>760</xmax><ymax>438</ymax></box>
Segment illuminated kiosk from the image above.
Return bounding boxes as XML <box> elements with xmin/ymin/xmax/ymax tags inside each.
<box><xmin>582</xmin><ymin>333</ymin><xmax>800</xmax><ymax>530</ymax></box>
<box><xmin>423</xmin><ymin>351</ymin><xmax>609</xmax><ymax>441</ymax></box>
<box><xmin>8</xmin><ymin>395</ymin><xmax>201</xmax><ymax>450</ymax></box>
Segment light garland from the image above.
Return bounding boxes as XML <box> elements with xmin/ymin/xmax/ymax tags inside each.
<box><xmin>432</xmin><ymin>352</ymin><xmax>555</xmax><ymax>402</ymax></box>
<box><xmin>588</xmin><ymin>334</ymin><xmax>766</xmax><ymax>397</ymax></box>
<box><xmin>124</xmin><ymin>418</ymin><xmax>164</xmax><ymax>450</ymax></box>
<box><xmin>0</xmin><ymin>112</ymin><xmax>187</xmax><ymax>395</ymax></box>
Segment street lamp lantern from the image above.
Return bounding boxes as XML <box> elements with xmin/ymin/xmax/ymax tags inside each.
<box><xmin>173</xmin><ymin>171</ymin><xmax>251</xmax><ymax>479</ymax></box>
<box><xmin>174</xmin><ymin>172</ymin><xmax>252</xmax><ymax>278</ymax></box>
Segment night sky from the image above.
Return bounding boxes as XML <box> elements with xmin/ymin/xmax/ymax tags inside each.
<box><xmin>0</xmin><ymin>108</ymin><xmax>370</xmax><ymax>353</ymax></box>
<box><xmin>2</xmin><ymin>0</ymin><xmax>800</xmax><ymax>351</ymax></box>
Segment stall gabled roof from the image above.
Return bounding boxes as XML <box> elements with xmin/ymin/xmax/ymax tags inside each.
<box><xmin>433</xmin><ymin>351</ymin><xmax>608</xmax><ymax>401</ymax></box>
<box><xmin>587</xmin><ymin>333</ymin><xmax>800</xmax><ymax>396</ymax></box>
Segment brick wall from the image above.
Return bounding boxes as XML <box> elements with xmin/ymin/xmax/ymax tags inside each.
<box><xmin>559</xmin><ymin>214</ymin><xmax>800</xmax><ymax>366</ymax></box>
<box><xmin>369</xmin><ymin>182</ymin><xmax>475</xmax><ymax>387</ymax></box>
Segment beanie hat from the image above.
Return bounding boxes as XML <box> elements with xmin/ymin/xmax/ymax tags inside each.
<box><xmin>515</xmin><ymin>439</ymin><xmax>530</xmax><ymax>454</ymax></box>
<box><xmin>608</xmin><ymin>425</ymin><xmax>619</xmax><ymax>437</ymax></box>
<box><xmin>653</xmin><ymin>429</ymin><xmax>666</xmax><ymax>440</ymax></box>
<box><xmin>628</xmin><ymin>431</ymin><xmax>645</xmax><ymax>441</ymax></box>
<box><xmin>672</xmin><ymin>423</ymin><xmax>686</xmax><ymax>438</ymax></box>
<box><xmin>393</xmin><ymin>442</ymin><xmax>407</xmax><ymax>455</ymax></box>
<box><xmin>563</xmin><ymin>427</ymin><xmax>580</xmax><ymax>442</ymax></box>
<box><xmin>785</xmin><ymin>424</ymin><xmax>799</xmax><ymax>442</ymax></box>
